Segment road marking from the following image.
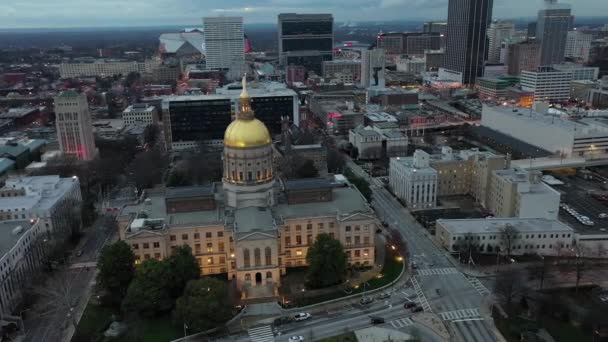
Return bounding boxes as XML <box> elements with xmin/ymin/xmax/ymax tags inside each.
<box><xmin>465</xmin><ymin>276</ymin><xmax>491</xmax><ymax>296</ymax></box>
<box><xmin>247</xmin><ymin>325</ymin><xmax>274</xmax><ymax>342</ymax></box>
<box><xmin>439</xmin><ymin>308</ymin><xmax>481</xmax><ymax>322</ymax></box>
<box><xmin>411</xmin><ymin>276</ymin><xmax>432</xmax><ymax>312</ymax></box>
<box><xmin>452</xmin><ymin>318</ymin><xmax>485</xmax><ymax>323</ymax></box>
<box><xmin>389</xmin><ymin>317</ymin><xmax>414</xmax><ymax>328</ymax></box>
<box><xmin>416</xmin><ymin>268</ymin><xmax>459</xmax><ymax>276</ymax></box>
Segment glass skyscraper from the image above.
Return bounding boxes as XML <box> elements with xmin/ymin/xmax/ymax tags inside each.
<box><xmin>537</xmin><ymin>0</ymin><xmax>571</xmax><ymax>66</ymax></box>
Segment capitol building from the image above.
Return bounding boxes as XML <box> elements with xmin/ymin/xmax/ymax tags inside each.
<box><xmin>118</xmin><ymin>78</ymin><xmax>378</xmax><ymax>299</ymax></box>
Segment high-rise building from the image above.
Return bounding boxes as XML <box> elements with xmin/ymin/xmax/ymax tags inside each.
<box><xmin>423</xmin><ymin>22</ymin><xmax>448</xmax><ymax>35</ymax></box>
<box><xmin>361</xmin><ymin>48</ymin><xmax>386</xmax><ymax>89</ymax></box>
<box><xmin>278</xmin><ymin>13</ymin><xmax>334</xmax><ymax>76</ymax></box>
<box><xmin>487</xmin><ymin>20</ymin><xmax>515</xmax><ymax>64</ymax></box>
<box><xmin>376</xmin><ymin>33</ymin><xmax>405</xmax><ymax>55</ymax></box>
<box><xmin>507</xmin><ymin>40</ymin><xmax>540</xmax><ymax>76</ymax></box>
<box><xmin>442</xmin><ymin>0</ymin><xmax>494</xmax><ymax>85</ymax></box>
<box><xmin>537</xmin><ymin>0</ymin><xmax>571</xmax><ymax>66</ymax></box>
<box><xmin>54</xmin><ymin>91</ymin><xmax>97</xmax><ymax>160</ymax></box>
<box><xmin>565</xmin><ymin>30</ymin><xmax>593</xmax><ymax>62</ymax></box>
<box><xmin>203</xmin><ymin>17</ymin><xmax>244</xmax><ymax>79</ymax></box>
<box><xmin>377</xmin><ymin>32</ymin><xmax>441</xmax><ymax>56</ymax></box>
<box><xmin>527</xmin><ymin>22</ymin><xmax>537</xmax><ymax>38</ymax></box>
<box><xmin>520</xmin><ymin>67</ymin><xmax>573</xmax><ymax>102</ymax></box>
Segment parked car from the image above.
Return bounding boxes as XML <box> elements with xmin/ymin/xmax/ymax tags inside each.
<box><xmin>288</xmin><ymin>336</ymin><xmax>304</xmax><ymax>342</ymax></box>
<box><xmin>404</xmin><ymin>302</ymin><xmax>416</xmax><ymax>309</ymax></box>
<box><xmin>294</xmin><ymin>313</ymin><xmax>311</xmax><ymax>321</ymax></box>
<box><xmin>360</xmin><ymin>297</ymin><xmax>374</xmax><ymax>305</ymax></box>
<box><xmin>370</xmin><ymin>316</ymin><xmax>385</xmax><ymax>325</ymax></box>
<box><xmin>410</xmin><ymin>306</ymin><xmax>423</xmax><ymax>313</ymax></box>
<box><xmin>599</xmin><ymin>213</ymin><xmax>608</xmax><ymax>219</ymax></box>
<box><xmin>273</xmin><ymin>316</ymin><xmax>294</xmax><ymax>326</ymax></box>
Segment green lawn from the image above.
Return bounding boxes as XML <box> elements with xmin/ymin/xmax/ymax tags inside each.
<box><xmin>319</xmin><ymin>332</ymin><xmax>358</xmax><ymax>342</ymax></box>
<box><xmin>71</xmin><ymin>301</ymin><xmax>181</xmax><ymax>342</ymax></box>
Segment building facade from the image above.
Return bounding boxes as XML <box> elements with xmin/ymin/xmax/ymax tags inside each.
<box><xmin>520</xmin><ymin>67</ymin><xmax>573</xmax><ymax>101</ymax></box>
<box><xmin>122</xmin><ymin>104</ymin><xmax>159</xmax><ymax>126</ymax></box>
<box><xmin>537</xmin><ymin>0</ymin><xmax>571</xmax><ymax>66</ymax></box>
<box><xmin>54</xmin><ymin>91</ymin><xmax>97</xmax><ymax>160</ymax></box>
<box><xmin>507</xmin><ymin>40</ymin><xmax>540</xmax><ymax>76</ymax></box>
<box><xmin>389</xmin><ymin>151</ymin><xmax>438</xmax><ymax>209</ymax></box>
<box><xmin>278</xmin><ymin>13</ymin><xmax>334</xmax><ymax>76</ymax></box>
<box><xmin>58</xmin><ymin>59</ymin><xmax>162</xmax><ymax>79</ymax></box>
<box><xmin>565</xmin><ymin>30</ymin><xmax>593</xmax><ymax>62</ymax></box>
<box><xmin>442</xmin><ymin>0</ymin><xmax>494</xmax><ymax>85</ymax></box>
<box><xmin>203</xmin><ymin>17</ymin><xmax>244</xmax><ymax>79</ymax></box>
<box><xmin>322</xmin><ymin>60</ymin><xmax>362</xmax><ymax>84</ymax></box>
<box><xmin>487</xmin><ymin>20</ymin><xmax>515</xmax><ymax>64</ymax></box>
<box><xmin>349</xmin><ymin>126</ymin><xmax>383</xmax><ymax>160</ymax></box>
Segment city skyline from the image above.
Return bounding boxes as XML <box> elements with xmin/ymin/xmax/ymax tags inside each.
<box><xmin>1</xmin><ymin>0</ymin><xmax>607</xmax><ymax>28</ymax></box>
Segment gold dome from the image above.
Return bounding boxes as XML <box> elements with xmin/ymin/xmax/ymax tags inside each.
<box><xmin>224</xmin><ymin>118</ymin><xmax>271</xmax><ymax>148</ymax></box>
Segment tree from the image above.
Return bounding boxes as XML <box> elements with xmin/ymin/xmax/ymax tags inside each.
<box><xmin>172</xmin><ymin>278</ymin><xmax>233</xmax><ymax>333</ymax></box>
<box><xmin>97</xmin><ymin>241</ymin><xmax>135</xmax><ymax>305</ymax></box>
<box><xmin>166</xmin><ymin>170</ymin><xmax>192</xmax><ymax>187</ymax></box>
<box><xmin>454</xmin><ymin>232</ymin><xmax>477</xmax><ymax>263</ymax></box>
<box><xmin>494</xmin><ymin>269</ymin><xmax>527</xmax><ymax>313</ymax></box>
<box><xmin>573</xmin><ymin>244</ymin><xmax>590</xmax><ymax>294</ymax></box>
<box><xmin>165</xmin><ymin>245</ymin><xmax>200</xmax><ymax>299</ymax></box>
<box><xmin>327</xmin><ymin>147</ymin><xmax>345</xmax><ymax>174</ymax></box>
<box><xmin>305</xmin><ymin>233</ymin><xmax>347</xmax><ymax>289</ymax></box>
<box><xmin>295</xmin><ymin>159</ymin><xmax>319</xmax><ymax>178</ymax></box>
<box><xmin>125</xmin><ymin>148</ymin><xmax>168</xmax><ymax>190</ymax></box>
<box><xmin>143</xmin><ymin>124</ymin><xmax>161</xmax><ymax>148</ymax></box>
<box><xmin>122</xmin><ymin>259</ymin><xmax>173</xmax><ymax>317</ymax></box>
<box><xmin>344</xmin><ymin>168</ymin><xmax>372</xmax><ymax>202</ymax></box>
<box><xmin>499</xmin><ymin>224</ymin><xmax>519</xmax><ymax>258</ymax></box>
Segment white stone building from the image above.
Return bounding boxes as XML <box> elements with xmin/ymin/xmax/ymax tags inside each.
<box><xmin>564</xmin><ymin>30</ymin><xmax>593</xmax><ymax>62</ymax></box>
<box><xmin>487</xmin><ymin>20</ymin><xmax>515</xmax><ymax>64</ymax></box>
<box><xmin>203</xmin><ymin>17</ymin><xmax>244</xmax><ymax>80</ymax></box>
<box><xmin>553</xmin><ymin>63</ymin><xmax>599</xmax><ymax>81</ymax></box>
<box><xmin>54</xmin><ymin>91</ymin><xmax>98</xmax><ymax>161</ymax></box>
<box><xmin>435</xmin><ymin>218</ymin><xmax>574</xmax><ymax>256</ymax></box>
<box><xmin>349</xmin><ymin>126</ymin><xmax>383</xmax><ymax>160</ymax></box>
<box><xmin>389</xmin><ymin>150</ymin><xmax>438</xmax><ymax>209</ymax></box>
<box><xmin>488</xmin><ymin>169</ymin><xmax>561</xmax><ymax>219</ymax></box>
<box><xmin>396</xmin><ymin>56</ymin><xmax>426</xmax><ymax>75</ymax></box>
<box><xmin>58</xmin><ymin>58</ymin><xmax>161</xmax><ymax>79</ymax></box>
<box><xmin>521</xmin><ymin>67</ymin><xmax>573</xmax><ymax>101</ymax></box>
<box><xmin>122</xmin><ymin>104</ymin><xmax>159</xmax><ymax>126</ymax></box>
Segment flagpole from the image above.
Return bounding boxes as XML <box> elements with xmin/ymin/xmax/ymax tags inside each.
<box><xmin>183</xmin><ymin>323</ymin><xmax>188</xmax><ymax>341</ymax></box>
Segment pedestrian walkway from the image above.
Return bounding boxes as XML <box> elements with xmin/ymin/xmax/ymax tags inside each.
<box><xmin>411</xmin><ymin>277</ymin><xmax>432</xmax><ymax>312</ymax></box>
<box><xmin>465</xmin><ymin>276</ymin><xmax>491</xmax><ymax>296</ymax></box>
<box><xmin>388</xmin><ymin>317</ymin><xmax>414</xmax><ymax>329</ymax></box>
<box><xmin>416</xmin><ymin>268</ymin><xmax>459</xmax><ymax>276</ymax></box>
<box><xmin>438</xmin><ymin>308</ymin><xmax>482</xmax><ymax>322</ymax></box>
<box><xmin>247</xmin><ymin>325</ymin><xmax>275</xmax><ymax>342</ymax></box>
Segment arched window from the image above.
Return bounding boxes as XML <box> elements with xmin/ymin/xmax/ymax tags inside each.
<box><xmin>243</xmin><ymin>249</ymin><xmax>250</xmax><ymax>267</ymax></box>
<box><xmin>266</xmin><ymin>271</ymin><xmax>273</xmax><ymax>279</ymax></box>
<box><xmin>254</xmin><ymin>248</ymin><xmax>261</xmax><ymax>266</ymax></box>
<box><xmin>265</xmin><ymin>247</ymin><xmax>272</xmax><ymax>266</ymax></box>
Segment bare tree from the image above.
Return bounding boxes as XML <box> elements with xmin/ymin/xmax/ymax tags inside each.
<box><xmin>528</xmin><ymin>255</ymin><xmax>551</xmax><ymax>290</ymax></box>
<box><xmin>454</xmin><ymin>232</ymin><xmax>478</xmax><ymax>263</ymax></box>
<box><xmin>573</xmin><ymin>244</ymin><xmax>591</xmax><ymax>294</ymax></box>
<box><xmin>34</xmin><ymin>269</ymin><xmax>80</xmax><ymax>328</ymax></box>
<box><xmin>494</xmin><ymin>269</ymin><xmax>527</xmax><ymax>313</ymax></box>
<box><xmin>594</xmin><ymin>243</ymin><xmax>606</xmax><ymax>258</ymax></box>
<box><xmin>499</xmin><ymin>224</ymin><xmax>520</xmax><ymax>258</ymax></box>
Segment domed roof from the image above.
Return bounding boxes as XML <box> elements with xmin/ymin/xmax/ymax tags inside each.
<box><xmin>224</xmin><ymin>118</ymin><xmax>271</xmax><ymax>148</ymax></box>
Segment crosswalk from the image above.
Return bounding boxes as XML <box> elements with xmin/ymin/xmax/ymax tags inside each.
<box><xmin>248</xmin><ymin>325</ymin><xmax>274</xmax><ymax>342</ymax></box>
<box><xmin>439</xmin><ymin>308</ymin><xmax>482</xmax><ymax>322</ymax></box>
<box><xmin>411</xmin><ymin>277</ymin><xmax>432</xmax><ymax>312</ymax></box>
<box><xmin>466</xmin><ymin>276</ymin><xmax>491</xmax><ymax>296</ymax></box>
<box><xmin>389</xmin><ymin>317</ymin><xmax>414</xmax><ymax>329</ymax></box>
<box><xmin>416</xmin><ymin>267</ymin><xmax>460</xmax><ymax>276</ymax></box>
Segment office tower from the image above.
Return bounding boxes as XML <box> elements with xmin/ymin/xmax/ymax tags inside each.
<box><xmin>377</xmin><ymin>32</ymin><xmax>441</xmax><ymax>56</ymax></box>
<box><xmin>54</xmin><ymin>91</ymin><xmax>97</xmax><ymax>160</ymax></box>
<box><xmin>442</xmin><ymin>0</ymin><xmax>494</xmax><ymax>85</ymax></box>
<box><xmin>521</xmin><ymin>66</ymin><xmax>573</xmax><ymax>102</ymax></box>
<box><xmin>487</xmin><ymin>20</ymin><xmax>515</xmax><ymax>64</ymax></box>
<box><xmin>423</xmin><ymin>22</ymin><xmax>448</xmax><ymax>35</ymax></box>
<box><xmin>527</xmin><ymin>22</ymin><xmax>537</xmax><ymax>38</ymax></box>
<box><xmin>565</xmin><ymin>30</ymin><xmax>593</xmax><ymax>62</ymax></box>
<box><xmin>537</xmin><ymin>0</ymin><xmax>571</xmax><ymax>66</ymax></box>
<box><xmin>278</xmin><ymin>13</ymin><xmax>334</xmax><ymax>76</ymax></box>
<box><xmin>507</xmin><ymin>40</ymin><xmax>540</xmax><ymax>76</ymax></box>
<box><xmin>361</xmin><ymin>48</ymin><xmax>386</xmax><ymax>89</ymax></box>
<box><xmin>203</xmin><ymin>17</ymin><xmax>244</xmax><ymax>80</ymax></box>
<box><xmin>376</xmin><ymin>33</ymin><xmax>405</xmax><ymax>55</ymax></box>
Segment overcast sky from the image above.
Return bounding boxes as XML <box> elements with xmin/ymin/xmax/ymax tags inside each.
<box><xmin>0</xmin><ymin>0</ymin><xmax>605</xmax><ymax>28</ymax></box>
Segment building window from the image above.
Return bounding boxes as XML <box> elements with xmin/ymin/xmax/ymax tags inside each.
<box><xmin>195</xmin><ymin>244</ymin><xmax>201</xmax><ymax>254</ymax></box>
<box><xmin>206</xmin><ymin>243</ymin><xmax>213</xmax><ymax>253</ymax></box>
<box><xmin>194</xmin><ymin>233</ymin><xmax>200</xmax><ymax>239</ymax></box>
<box><xmin>143</xmin><ymin>243</ymin><xmax>149</xmax><ymax>249</ymax></box>
<box><xmin>170</xmin><ymin>235</ymin><xmax>176</xmax><ymax>241</ymax></box>
<box><xmin>284</xmin><ymin>226</ymin><xmax>290</xmax><ymax>232</ymax></box>
<box><xmin>285</xmin><ymin>250</ymin><xmax>291</xmax><ymax>257</ymax></box>
<box><xmin>207</xmin><ymin>257</ymin><xmax>214</xmax><ymax>265</ymax></box>
<box><xmin>346</xmin><ymin>237</ymin><xmax>352</xmax><ymax>245</ymax></box>
<box><xmin>218</xmin><ymin>242</ymin><xmax>225</xmax><ymax>252</ymax></box>
<box><xmin>364</xmin><ymin>236</ymin><xmax>370</xmax><ymax>244</ymax></box>
<box><xmin>329</xmin><ymin>222</ymin><xmax>335</xmax><ymax>229</ymax></box>
<box><xmin>318</xmin><ymin>223</ymin><xmax>324</xmax><ymax>229</ymax></box>
<box><xmin>144</xmin><ymin>254</ymin><xmax>151</xmax><ymax>260</ymax></box>
<box><xmin>285</xmin><ymin>236</ymin><xmax>291</xmax><ymax>246</ymax></box>
<box><xmin>296</xmin><ymin>250</ymin><xmax>303</xmax><ymax>256</ymax></box>
<box><xmin>154</xmin><ymin>253</ymin><xmax>161</xmax><ymax>259</ymax></box>
<box><xmin>296</xmin><ymin>225</ymin><xmax>302</xmax><ymax>231</ymax></box>
<box><xmin>265</xmin><ymin>247</ymin><xmax>272</xmax><ymax>265</ymax></box>
<box><xmin>296</xmin><ymin>235</ymin><xmax>302</xmax><ymax>245</ymax></box>
<box><xmin>307</xmin><ymin>224</ymin><xmax>313</xmax><ymax>230</ymax></box>
<box><xmin>217</xmin><ymin>231</ymin><xmax>223</xmax><ymax>238</ymax></box>
<box><xmin>243</xmin><ymin>249</ymin><xmax>250</xmax><ymax>267</ymax></box>
<box><xmin>307</xmin><ymin>235</ymin><xmax>313</xmax><ymax>245</ymax></box>
<box><xmin>254</xmin><ymin>248</ymin><xmax>261</xmax><ymax>266</ymax></box>
<box><xmin>354</xmin><ymin>250</ymin><xmax>360</xmax><ymax>257</ymax></box>
<box><xmin>206</xmin><ymin>232</ymin><xmax>212</xmax><ymax>238</ymax></box>
<box><xmin>182</xmin><ymin>234</ymin><xmax>188</xmax><ymax>240</ymax></box>
<box><xmin>220</xmin><ymin>256</ymin><xmax>226</xmax><ymax>264</ymax></box>
<box><xmin>355</xmin><ymin>236</ymin><xmax>360</xmax><ymax>245</ymax></box>
<box><xmin>345</xmin><ymin>226</ymin><xmax>351</xmax><ymax>232</ymax></box>
<box><xmin>153</xmin><ymin>242</ymin><xmax>160</xmax><ymax>248</ymax></box>
<box><xmin>132</xmin><ymin>244</ymin><xmax>139</xmax><ymax>250</ymax></box>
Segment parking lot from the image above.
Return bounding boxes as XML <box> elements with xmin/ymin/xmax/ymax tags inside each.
<box><xmin>551</xmin><ymin>172</ymin><xmax>608</xmax><ymax>233</ymax></box>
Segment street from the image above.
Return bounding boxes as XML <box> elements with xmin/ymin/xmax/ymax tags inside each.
<box><xmin>23</xmin><ymin>214</ymin><xmax>116</xmax><ymax>342</ymax></box>
<box><xmin>347</xmin><ymin>159</ymin><xmax>500</xmax><ymax>342</ymax></box>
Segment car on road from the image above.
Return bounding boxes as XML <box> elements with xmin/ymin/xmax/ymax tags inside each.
<box><xmin>288</xmin><ymin>336</ymin><xmax>304</xmax><ymax>342</ymax></box>
<box><xmin>411</xmin><ymin>261</ymin><xmax>418</xmax><ymax>269</ymax></box>
<box><xmin>359</xmin><ymin>297</ymin><xmax>374</xmax><ymax>305</ymax></box>
<box><xmin>273</xmin><ymin>316</ymin><xmax>293</xmax><ymax>326</ymax></box>
<box><xmin>600</xmin><ymin>213</ymin><xmax>608</xmax><ymax>219</ymax></box>
<box><xmin>370</xmin><ymin>316</ymin><xmax>385</xmax><ymax>325</ymax></box>
<box><xmin>294</xmin><ymin>313</ymin><xmax>311</xmax><ymax>321</ymax></box>
<box><xmin>376</xmin><ymin>292</ymin><xmax>391</xmax><ymax>299</ymax></box>
<box><xmin>404</xmin><ymin>302</ymin><xmax>416</xmax><ymax>309</ymax></box>
<box><xmin>410</xmin><ymin>305</ymin><xmax>423</xmax><ymax>313</ymax></box>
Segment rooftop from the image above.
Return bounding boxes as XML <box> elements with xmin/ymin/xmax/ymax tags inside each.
<box><xmin>275</xmin><ymin>185</ymin><xmax>371</xmax><ymax>219</ymax></box>
<box><xmin>216</xmin><ymin>82</ymin><xmax>298</xmax><ymax>98</ymax></box>
<box><xmin>284</xmin><ymin>178</ymin><xmax>333</xmax><ymax>191</ymax></box>
<box><xmin>365</xmin><ymin>112</ymin><xmax>398</xmax><ymax>123</ymax></box>
<box><xmin>437</xmin><ymin>218</ymin><xmax>573</xmax><ymax>235</ymax></box>
<box><xmin>123</xmin><ymin>104</ymin><xmax>156</xmax><ymax>113</ymax></box>
<box><xmin>234</xmin><ymin>207</ymin><xmax>275</xmax><ymax>234</ymax></box>
<box><xmin>159</xmin><ymin>31</ymin><xmax>205</xmax><ymax>54</ymax></box>
<box><xmin>351</xmin><ymin>126</ymin><xmax>382</xmax><ymax>137</ymax></box>
<box><xmin>0</xmin><ymin>220</ymin><xmax>37</xmax><ymax>258</ymax></box>
<box><xmin>166</xmin><ymin>185</ymin><xmax>215</xmax><ymax>199</ymax></box>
